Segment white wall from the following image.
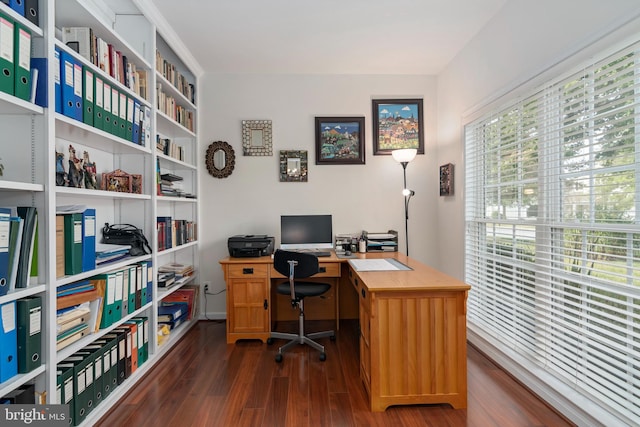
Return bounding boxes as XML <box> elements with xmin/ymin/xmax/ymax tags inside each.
<box><xmin>199</xmin><ymin>74</ymin><xmax>437</xmax><ymax>316</ymax></box>
<box><xmin>436</xmin><ymin>0</ymin><xmax>640</xmax><ymax>279</ymax></box>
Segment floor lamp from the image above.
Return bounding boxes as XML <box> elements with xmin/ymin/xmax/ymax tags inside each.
<box><xmin>392</xmin><ymin>148</ymin><xmax>417</xmax><ymax>256</ymax></box>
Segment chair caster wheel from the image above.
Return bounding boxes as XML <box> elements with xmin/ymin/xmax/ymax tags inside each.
<box><xmin>267</xmin><ymin>338</ymin><xmax>274</xmax><ymax>345</ymax></box>
<box><xmin>319</xmin><ymin>353</ymin><xmax>326</xmax><ymax>361</ymax></box>
<box><xmin>330</xmin><ymin>335</ymin><xmax>336</xmax><ymax>341</ymax></box>
<box><xmin>275</xmin><ymin>353</ymin><xmax>283</xmax><ymax>363</ymax></box>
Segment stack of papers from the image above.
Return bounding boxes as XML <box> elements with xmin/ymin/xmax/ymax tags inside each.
<box><xmin>348</xmin><ymin>259</ymin><xmax>412</xmax><ymax>271</ymax></box>
<box><xmin>96</xmin><ymin>242</ymin><xmax>131</xmax><ymax>265</ymax></box>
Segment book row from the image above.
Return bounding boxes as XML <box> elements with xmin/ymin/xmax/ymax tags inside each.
<box><xmin>157</xmin><ymin>285</ymin><xmax>198</xmax><ymax>331</ymax></box>
<box><xmin>155</xmin><ymin>49</ymin><xmax>195</xmax><ymax>104</ymax></box>
<box><xmin>156</xmin><ymin>217</ymin><xmax>197</xmax><ymax>252</ymax></box>
<box><xmin>156</xmin><ymin>135</ymin><xmax>186</xmax><ymax>162</ymax></box>
<box><xmin>157</xmin><ymin>84</ymin><xmax>195</xmax><ymax>132</ymax></box>
<box><xmin>61</xmin><ymin>26</ymin><xmax>148</xmax><ymax>101</ymax></box>
<box><xmin>0</xmin><ymin>296</ymin><xmax>43</xmax><ymax>384</ymax></box>
<box><xmin>55</xmin><ymin>46</ymin><xmax>151</xmax><ymax>147</ymax></box>
<box><xmin>58</xmin><ymin>317</ymin><xmax>149</xmax><ymax>425</ymax></box>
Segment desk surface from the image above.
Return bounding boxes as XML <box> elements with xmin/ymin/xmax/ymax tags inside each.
<box><xmin>219</xmin><ymin>251</ymin><xmax>470</xmax><ymax>293</ymax></box>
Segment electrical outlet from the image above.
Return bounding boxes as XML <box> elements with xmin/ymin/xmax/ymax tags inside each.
<box><xmin>203</xmin><ymin>282</ymin><xmax>210</xmax><ymax>292</ymax></box>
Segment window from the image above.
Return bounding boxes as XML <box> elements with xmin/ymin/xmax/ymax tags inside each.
<box><xmin>465</xmin><ymin>40</ymin><xmax>640</xmax><ymax>424</ymax></box>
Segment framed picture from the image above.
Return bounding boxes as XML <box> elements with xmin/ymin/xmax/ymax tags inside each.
<box><xmin>102</xmin><ymin>169</ymin><xmax>133</xmax><ymax>193</ymax></box>
<box><xmin>372</xmin><ymin>98</ymin><xmax>424</xmax><ymax>155</ymax></box>
<box><xmin>315</xmin><ymin>117</ymin><xmax>365</xmax><ymax>164</ymax></box>
<box><xmin>279</xmin><ymin>150</ymin><xmax>308</xmax><ymax>182</ymax></box>
<box><xmin>440</xmin><ymin>163</ymin><xmax>454</xmax><ymax>196</ymax></box>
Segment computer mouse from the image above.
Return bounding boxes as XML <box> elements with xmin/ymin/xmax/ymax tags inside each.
<box><xmin>344</xmin><ymin>250</ymin><xmax>352</xmax><ymax>256</ymax></box>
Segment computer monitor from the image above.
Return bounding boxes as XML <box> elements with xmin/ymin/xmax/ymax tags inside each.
<box><xmin>280</xmin><ymin>214</ymin><xmax>333</xmax><ymax>250</ymax></box>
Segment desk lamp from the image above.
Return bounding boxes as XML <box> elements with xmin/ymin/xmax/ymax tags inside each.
<box><xmin>392</xmin><ymin>148</ymin><xmax>417</xmax><ymax>256</ymax></box>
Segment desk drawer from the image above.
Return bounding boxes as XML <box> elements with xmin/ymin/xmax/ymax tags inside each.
<box><xmin>227</xmin><ymin>264</ymin><xmax>269</xmax><ymax>278</ymax></box>
<box><xmin>270</xmin><ymin>262</ymin><xmax>340</xmax><ymax>278</ymax></box>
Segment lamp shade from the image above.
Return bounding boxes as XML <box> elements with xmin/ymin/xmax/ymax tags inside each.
<box><xmin>392</xmin><ymin>148</ymin><xmax>417</xmax><ymax>163</ymax></box>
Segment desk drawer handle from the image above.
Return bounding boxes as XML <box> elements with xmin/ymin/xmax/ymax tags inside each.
<box><xmin>361</xmin><ymin>288</ymin><xmax>366</xmax><ymax>299</ymax></box>
<box><xmin>319</xmin><ymin>267</ymin><xmax>326</xmax><ymax>273</ymax></box>
<box><xmin>242</xmin><ymin>268</ymin><xmax>254</xmax><ymax>274</ymax></box>
<box><xmin>355</xmin><ymin>278</ymin><xmax>359</xmax><ymax>287</ymax></box>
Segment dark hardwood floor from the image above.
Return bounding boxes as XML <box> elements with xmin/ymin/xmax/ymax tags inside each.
<box><xmin>96</xmin><ymin>320</ymin><xmax>573</xmax><ymax>427</ymax></box>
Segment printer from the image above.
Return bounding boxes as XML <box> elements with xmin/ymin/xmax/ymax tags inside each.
<box><xmin>228</xmin><ymin>235</ymin><xmax>275</xmax><ymax>257</ymax></box>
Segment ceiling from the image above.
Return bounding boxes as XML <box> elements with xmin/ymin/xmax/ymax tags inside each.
<box><xmin>149</xmin><ymin>0</ymin><xmax>508</xmax><ymax>75</ymax></box>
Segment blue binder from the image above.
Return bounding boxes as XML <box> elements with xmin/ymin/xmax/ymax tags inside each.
<box><xmin>0</xmin><ymin>300</ymin><xmax>18</xmax><ymax>383</ymax></box>
<box><xmin>54</xmin><ymin>46</ymin><xmax>61</xmax><ymax>113</ymax></box>
<box><xmin>59</xmin><ymin>50</ymin><xmax>75</xmax><ymax>119</ymax></box>
<box><xmin>30</xmin><ymin>57</ymin><xmax>47</xmax><ymax>107</ymax></box>
<box><xmin>81</xmin><ymin>208</ymin><xmax>96</xmax><ymax>272</ymax></box>
<box><xmin>0</xmin><ymin>208</ymin><xmax>10</xmax><ymax>293</ymax></box>
<box><xmin>8</xmin><ymin>0</ymin><xmax>24</xmax><ymax>17</ymax></box>
<box><xmin>132</xmin><ymin>99</ymin><xmax>140</xmax><ymax>144</ymax></box>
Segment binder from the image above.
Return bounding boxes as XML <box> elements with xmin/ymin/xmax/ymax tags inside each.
<box><xmin>113</xmin><ymin>268</ymin><xmax>124</xmax><ymax>323</ymax></box>
<box><xmin>4</xmin><ymin>382</ymin><xmax>35</xmax><ymax>403</ymax></box>
<box><xmin>57</xmin><ymin>363</ymin><xmax>75</xmax><ymax>426</ymax></box>
<box><xmin>113</xmin><ymin>326</ymin><xmax>133</xmax><ymax>377</ymax></box>
<box><xmin>72</xmin><ymin>59</ymin><xmax>82</xmax><ymax>121</ymax></box>
<box><xmin>63</xmin><ymin>213</ymin><xmax>83</xmax><ymax>276</ymax></box>
<box><xmin>30</xmin><ymin>57</ymin><xmax>47</xmax><ymax>107</ymax></box>
<box><xmin>93</xmin><ymin>75</ymin><xmax>103</xmax><ymax>130</ymax></box>
<box><xmin>118</xmin><ymin>91</ymin><xmax>127</xmax><ymax>138</ymax></box>
<box><xmin>81</xmin><ymin>208</ymin><xmax>96</xmax><ymax>272</ymax></box>
<box><xmin>110</xmin><ymin>329</ymin><xmax>127</xmax><ymax>384</ymax></box>
<box><xmin>121</xmin><ymin>267</ymin><xmax>129</xmax><ymax>316</ymax></box>
<box><xmin>91</xmin><ymin>272</ymin><xmax>115</xmax><ymax>328</ymax></box>
<box><xmin>5</xmin><ymin>216</ymin><xmax>23</xmax><ymax>295</ymax></box>
<box><xmin>7</xmin><ymin>0</ymin><xmax>24</xmax><ymax>16</ymax></box>
<box><xmin>126</xmin><ymin>267</ymin><xmax>134</xmax><ymax>313</ymax></box>
<box><xmin>16</xmin><ymin>296</ymin><xmax>41</xmax><ymax>373</ymax></box>
<box><xmin>82</xmin><ymin>66</ymin><xmax>94</xmax><ymax>126</ymax></box>
<box><xmin>110</xmin><ymin>86</ymin><xmax>119</xmax><ymax>136</ymax></box>
<box><xmin>55</xmin><ymin>323</ymin><xmax>88</xmax><ymax>351</ymax></box>
<box><xmin>54</xmin><ymin>46</ymin><xmax>61</xmax><ymax>113</ymax></box>
<box><xmin>24</xmin><ymin>0</ymin><xmax>37</xmax><ymax>26</ymax></box>
<box><xmin>15</xmin><ymin>206</ymin><xmax>37</xmax><ymax>288</ymax></box>
<box><xmin>13</xmin><ymin>21</ymin><xmax>30</xmax><ymax>100</ymax></box>
<box><xmin>131</xmin><ymin>99</ymin><xmax>140</xmax><ymax>144</ymax></box>
<box><xmin>145</xmin><ymin>260</ymin><xmax>153</xmax><ymax>302</ymax></box>
<box><xmin>74</xmin><ymin>350</ymin><xmax>100</xmax><ymax>409</ymax></box>
<box><xmin>80</xmin><ymin>345</ymin><xmax>105</xmax><ymax>405</ymax></box>
<box><xmin>59</xmin><ymin>354</ymin><xmax>94</xmax><ymax>424</ymax></box>
<box><xmin>0</xmin><ymin>12</ymin><xmax>14</xmax><ymax>95</ymax></box>
<box><xmin>139</xmin><ymin>261</ymin><xmax>148</xmax><ymax>305</ymax></box>
<box><xmin>101</xmin><ymin>333</ymin><xmax>120</xmax><ymax>392</ymax></box>
<box><xmin>0</xmin><ymin>301</ymin><xmax>17</xmax><ymax>382</ymax></box>
<box><xmin>55</xmin><ymin>215</ymin><xmax>64</xmax><ymax>278</ymax></box>
<box><xmin>60</xmin><ymin>50</ymin><xmax>76</xmax><ymax>120</ymax></box>
<box><xmin>158</xmin><ymin>303</ymin><xmax>184</xmax><ymax>322</ymax></box>
<box><xmin>87</xmin><ymin>339</ymin><xmax>111</xmax><ymax>398</ymax></box>
<box><xmin>125</xmin><ymin>95</ymin><xmax>134</xmax><ymax>141</ymax></box>
<box><xmin>120</xmin><ymin>322</ymin><xmax>138</xmax><ymax>373</ymax></box>
<box><xmin>102</xmin><ymin>81</ymin><xmax>111</xmax><ymax>133</ymax></box>
<box><xmin>134</xmin><ymin>263</ymin><xmax>142</xmax><ymax>309</ymax></box>
<box><xmin>0</xmin><ymin>207</ymin><xmax>10</xmax><ymax>291</ymax></box>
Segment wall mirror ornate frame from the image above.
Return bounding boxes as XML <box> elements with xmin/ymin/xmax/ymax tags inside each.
<box><xmin>279</xmin><ymin>150</ymin><xmax>308</xmax><ymax>182</ymax></box>
<box><xmin>242</xmin><ymin>120</ymin><xmax>273</xmax><ymax>156</ymax></box>
<box><xmin>206</xmin><ymin>141</ymin><xmax>236</xmax><ymax>178</ymax></box>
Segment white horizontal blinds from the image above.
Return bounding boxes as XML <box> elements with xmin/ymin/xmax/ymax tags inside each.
<box><xmin>465</xmin><ymin>39</ymin><xmax>640</xmax><ymax>423</ymax></box>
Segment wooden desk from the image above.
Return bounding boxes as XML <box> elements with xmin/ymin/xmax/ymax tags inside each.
<box><xmin>219</xmin><ymin>252</ymin><xmax>471</xmax><ymax>411</ymax></box>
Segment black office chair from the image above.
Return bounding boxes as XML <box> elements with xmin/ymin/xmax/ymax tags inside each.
<box><xmin>268</xmin><ymin>249</ymin><xmax>335</xmax><ymax>362</ymax></box>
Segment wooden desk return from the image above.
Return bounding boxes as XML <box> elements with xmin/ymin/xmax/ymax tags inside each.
<box><xmin>219</xmin><ymin>252</ymin><xmax>471</xmax><ymax>411</ymax></box>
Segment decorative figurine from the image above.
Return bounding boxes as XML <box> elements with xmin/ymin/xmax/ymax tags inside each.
<box><xmin>67</xmin><ymin>144</ymin><xmax>84</xmax><ymax>188</ymax></box>
<box><xmin>82</xmin><ymin>150</ymin><xmax>98</xmax><ymax>190</ymax></box>
<box><xmin>55</xmin><ymin>151</ymin><xmax>68</xmax><ymax>186</ymax></box>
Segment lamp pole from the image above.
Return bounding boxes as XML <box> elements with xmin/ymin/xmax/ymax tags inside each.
<box><xmin>392</xmin><ymin>148</ymin><xmax>417</xmax><ymax>257</ymax></box>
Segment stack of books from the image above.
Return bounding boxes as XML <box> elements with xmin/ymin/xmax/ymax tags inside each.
<box><xmin>159</xmin><ymin>173</ymin><xmax>185</xmax><ymax>197</ymax></box>
<box><xmin>95</xmin><ymin>243</ymin><xmax>131</xmax><ymax>266</ymax></box>
<box><xmin>158</xmin><ymin>262</ymin><xmax>194</xmax><ymax>286</ymax></box>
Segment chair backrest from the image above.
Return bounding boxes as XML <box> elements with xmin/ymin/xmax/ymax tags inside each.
<box><xmin>273</xmin><ymin>249</ymin><xmax>319</xmax><ymax>279</ymax></box>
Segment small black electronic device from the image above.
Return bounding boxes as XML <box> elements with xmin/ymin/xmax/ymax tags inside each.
<box><xmin>228</xmin><ymin>235</ymin><xmax>275</xmax><ymax>257</ymax></box>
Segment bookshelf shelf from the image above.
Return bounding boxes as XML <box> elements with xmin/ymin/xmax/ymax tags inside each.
<box><xmin>156</xmin><ymin>71</ymin><xmax>196</xmax><ymax>109</ymax></box>
<box><xmin>0</xmin><ymin>91</ymin><xmax>44</xmax><ymax>114</ymax></box>
<box><xmin>0</xmin><ymin>180</ymin><xmax>45</xmax><ymax>193</ymax></box>
<box><xmin>156</xmin><ymin>110</ymin><xmax>196</xmax><ymax>138</ymax></box>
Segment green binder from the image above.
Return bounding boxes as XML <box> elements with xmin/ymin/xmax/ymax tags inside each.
<box><xmin>82</xmin><ymin>66</ymin><xmax>94</xmax><ymax>126</ymax></box>
<box><xmin>110</xmin><ymin>86</ymin><xmax>120</xmax><ymax>136</ymax></box>
<box><xmin>93</xmin><ymin>75</ymin><xmax>104</xmax><ymax>130</ymax></box>
<box><xmin>0</xmin><ymin>12</ymin><xmax>15</xmax><ymax>95</ymax></box>
<box><xmin>13</xmin><ymin>21</ymin><xmax>31</xmax><ymax>101</ymax></box>
<box><xmin>63</xmin><ymin>213</ymin><xmax>83</xmax><ymax>276</ymax></box>
<box><xmin>16</xmin><ymin>296</ymin><xmax>42</xmax><ymax>373</ymax></box>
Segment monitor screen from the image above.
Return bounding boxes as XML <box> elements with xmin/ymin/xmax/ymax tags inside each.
<box><xmin>280</xmin><ymin>215</ymin><xmax>333</xmax><ymax>250</ymax></box>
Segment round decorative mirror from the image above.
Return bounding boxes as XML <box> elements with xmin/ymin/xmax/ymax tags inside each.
<box><xmin>206</xmin><ymin>141</ymin><xmax>235</xmax><ymax>178</ymax></box>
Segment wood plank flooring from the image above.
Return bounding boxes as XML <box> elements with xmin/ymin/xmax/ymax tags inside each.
<box><xmin>96</xmin><ymin>320</ymin><xmax>574</xmax><ymax>427</ymax></box>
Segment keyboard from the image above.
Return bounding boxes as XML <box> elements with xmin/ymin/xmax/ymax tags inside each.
<box><xmin>294</xmin><ymin>249</ymin><xmax>332</xmax><ymax>257</ymax></box>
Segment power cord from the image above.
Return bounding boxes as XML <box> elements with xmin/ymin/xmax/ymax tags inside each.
<box><xmin>202</xmin><ymin>287</ymin><xmax>226</xmax><ymax>321</ymax></box>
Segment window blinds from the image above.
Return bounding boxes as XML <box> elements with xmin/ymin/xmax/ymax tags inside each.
<box><xmin>465</xmin><ymin>40</ymin><xmax>640</xmax><ymax>424</ymax></box>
